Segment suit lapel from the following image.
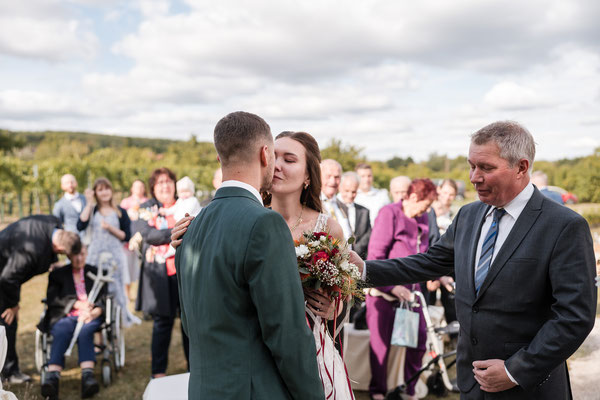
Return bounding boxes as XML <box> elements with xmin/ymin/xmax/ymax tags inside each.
<box><xmin>476</xmin><ymin>189</ymin><xmax>543</xmax><ymax>299</ymax></box>
<box><xmin>355</xmin><ymin>207</ymin><xmax>366</xmax><ymax>234</ymax></box>
<box><xmin>336</xmin><ymin>199</ymin><xmax>349</xmax><ymax>219</ymax></box>
<box><xmin>468</xmin><ymin>204</ymin><xmax>491</xmax><ymax>295</ymax></box>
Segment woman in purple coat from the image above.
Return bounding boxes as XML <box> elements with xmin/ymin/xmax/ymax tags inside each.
<box><xmin>366</xmin><ymin>178</ymin><xmax>437</xmax><ymax>400</ymax></box>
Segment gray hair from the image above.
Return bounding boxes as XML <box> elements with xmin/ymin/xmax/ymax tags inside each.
<box><xmin>321</xmin><ymin>159</ymin><xmax>343</xmax><ymax>173</ymax></box>
<box><xmin>471</xmin><ymin>121</ymin><xmax>536</xmax><ymax>171</ymax></box>
<box><xmin>341</xmin><ymin>171</ymin><xmax>360</xmax><ymax>185</ymax></box>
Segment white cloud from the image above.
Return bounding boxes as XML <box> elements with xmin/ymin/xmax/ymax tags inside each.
<box><xmin>0</xmin><ymin>89</ymin><xmax>88</xmax><ymax>118</ymax></box>
<box><xmin>484</xmin><ymin>82</ymin><xmax>555</xmax><ymax>111</ymax></box>
<box><xmin>0</xmin><ymin>0</ymin><xmax>98</xmax><ymax>61</ymax></box>
<box><xmin>1</xmin><ymin>0</ymin><xmax>600</xmax><ymax>163</ymax></box>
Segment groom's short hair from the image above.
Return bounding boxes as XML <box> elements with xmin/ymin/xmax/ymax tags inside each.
<box><xmin>214</xmin><ymin>111</ymin><xmax>272</xmax><ymax>166</ymax></box>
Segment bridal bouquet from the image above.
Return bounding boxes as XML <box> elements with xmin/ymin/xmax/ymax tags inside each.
<box><xmin>294</xmin><ymin>231</ymin><xmax>363</xmax><ymax>301</ymax></box>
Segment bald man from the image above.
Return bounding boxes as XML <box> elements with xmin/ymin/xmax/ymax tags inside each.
<box><xmin>389</xmin><ymin>176</ymin><xmax>411</xmax><ymax>203</ymax></box>
<box><xmin>53</xmin><ymin>174</ymin><xmax>87</xmax><ymax>236</ymax></box>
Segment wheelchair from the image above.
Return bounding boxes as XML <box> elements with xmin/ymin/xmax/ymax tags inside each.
<box><xmin>34</xmin><ymin>293</ymin><xmax>125</xmax><ymax>388</ymax></box>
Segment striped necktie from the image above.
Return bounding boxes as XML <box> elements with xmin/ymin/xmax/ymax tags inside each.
<box><xmin>475</xmin><ymin>208</ymin><xmax>507</xmax><ymax>293</ymax></box>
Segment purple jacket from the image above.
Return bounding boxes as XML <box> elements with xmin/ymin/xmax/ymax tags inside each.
<box><xmin>367</xmin><ymin>200</ymin><xmax>429</xmax><ymax>293</ymax></box>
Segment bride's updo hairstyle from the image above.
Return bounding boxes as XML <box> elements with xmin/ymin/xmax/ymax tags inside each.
<box><xmin>275</xmin><ymin>131</ymin><xmax>323</xmax><ymax>213</ymax></box>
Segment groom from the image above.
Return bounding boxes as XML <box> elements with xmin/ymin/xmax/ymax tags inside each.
<box><xmin>175</xmin><ymin>112</ymin><xmax>324</xmax><ymax>399</ymax></box>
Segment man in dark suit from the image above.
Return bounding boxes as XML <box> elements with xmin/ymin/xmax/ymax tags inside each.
<box><xmin>361</xmin><ymin>121</ymin><xmax>596</xmax><ymax>399</ymax></box>
<box><xmin>0</xmin><ymin>215</ymin><xmax>81</xmax><ymax>383</ymax></box>
<box><xmin>338</xmin><ymin>171</ymin><xmax>372</xmax><ymax>259</ymax></box>
<box><xmin>175</xmin><ymin>112</ymin><xmax>324</xmax><ymax>399</ymax></box>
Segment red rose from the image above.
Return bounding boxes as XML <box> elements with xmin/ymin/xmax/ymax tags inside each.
<box><xmin>313</xmin><ymin>232</ymin><xmax>328</xmax><ymax>240</ymax></box>
<box><xmin>312</xmin><ymin>251</ymin><xmax>329</xmax><ymax>264</ymax></box>
<box><xmin>331</xmin><ymin>248</ymin><xmax>339</xmax><ymax>257</ymax></box>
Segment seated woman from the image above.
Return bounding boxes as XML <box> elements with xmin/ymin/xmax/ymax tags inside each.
<box><xmin>40</xmin><ymin>246</ymin><xmax>106</xmax><ymax>399</ymax></box>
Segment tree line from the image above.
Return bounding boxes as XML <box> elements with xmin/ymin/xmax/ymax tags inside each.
<box><xmin>1</xmin><ymin>130</ymin><xmax>599</xmax><ymax>220</ymax></box>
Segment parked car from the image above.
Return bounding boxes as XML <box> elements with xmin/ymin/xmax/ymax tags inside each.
<box><xmin>547</xmin><ymin>186</ymin><xmax>578</xmax><ymax>204</ymax></box>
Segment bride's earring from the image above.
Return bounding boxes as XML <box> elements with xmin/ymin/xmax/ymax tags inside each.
<box><xmin>304</xmin><ymin>181</ymin><xmax>309</xmax><ymax>189</ymax></box>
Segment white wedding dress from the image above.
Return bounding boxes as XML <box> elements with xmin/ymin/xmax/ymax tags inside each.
<box><xmin>305</xmin><ymin>213</ymin><xmax>355</xmax><ymax>400</ymax></box>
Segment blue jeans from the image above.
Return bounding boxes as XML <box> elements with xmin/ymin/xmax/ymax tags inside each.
<box><xmin>49</xmin><ymin>316</ymin><xmax>102</xmax><ymax>367</ymax></box>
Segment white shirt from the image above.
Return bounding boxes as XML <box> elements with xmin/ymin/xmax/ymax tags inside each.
<box><xmin>64</xmin><ymin>192</ymin><xmax>83</xmax><ymax>213</ymax></box>
<box><xmin>354</xmin><ymin>187</ymin><xmax>390</xmax><ymax>226</ymax></box>
<box><xmin>336</xmin><ymin>195</ymin><xmax>357</xmax><ymax>232</ymax></box>
<box><xmin>220</xmin><ymin>180</ymin><xmax>263</xmax><ymax>205</ymax></box>
<box><xmin>321</xmin><ymin>194</ymin><xmax>353</xmax><ymax>241</ymax></box>
<box><xmin>474</xmin><ymin>183</ymin><xmax>534</xmax><ymax>268</ymax></box>
<box><xmin>346</xmin><ymin>203</ymin><xmax>356</xmax><ymax>232</ymax></box>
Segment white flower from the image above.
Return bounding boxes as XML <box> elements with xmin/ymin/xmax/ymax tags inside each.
<box><xmin>309</xmin><ymin>240</ymin><xmax>320</xmax><ymax>247</ymax></box>
<box><xmin>295</xmin><ymin>245</ymin><xmax>310</xmax><ymax>258</ymax></box>
<box><xmin>320</xmin><ymin>236</ymin><xmax>327</xmax><ymax>242</ymax></box>
<box><xmin>340</xmin><ymin>260</ymin><xmax>350</xmax><ymax>272</ymax></box>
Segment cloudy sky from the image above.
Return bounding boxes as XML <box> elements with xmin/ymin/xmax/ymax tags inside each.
<box><xmin>1</xmin><ymin>0</ymin><xmax>599</xmax><ymax>161</ymax></box>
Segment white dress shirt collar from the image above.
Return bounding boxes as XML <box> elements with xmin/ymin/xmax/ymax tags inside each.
<box><xmin>64</xmin><ymin>192</ymin><xmax>80</xmax><ymax>200</ymax></box>
<box><xmin>484</xmin><ymin>182</ymin><xmax>534</xmax><ymax>221</ymax></box>
<box><xmin>220</xmin><ymin>180</ymin><xmax>263</xmax><ymax>205</ymax></box>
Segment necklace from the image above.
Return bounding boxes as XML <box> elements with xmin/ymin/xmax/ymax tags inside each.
<box><xmin>290</xmin><ymin>204</ymin><xmax>304</xmax><ymax>232</ymax></box>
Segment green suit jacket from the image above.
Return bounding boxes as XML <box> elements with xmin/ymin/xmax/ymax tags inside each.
<box><xmin>176</xmin><ymin>186</ymin><xmax>325</xmax><ymax>399</ymax></box>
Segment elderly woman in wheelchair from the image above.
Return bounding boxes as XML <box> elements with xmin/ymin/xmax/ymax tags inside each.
<box><xmin>38</xmin><ymin>247</ymin><xmax>106</xmax><ymax>399</ymax></box>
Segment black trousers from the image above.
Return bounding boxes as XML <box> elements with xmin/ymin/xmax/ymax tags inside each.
<box><xmin>151</xmin><ymin>314</ymin><xmax>190</xmax><ymax>375</ymax></box>
<box><xmin>150</xmin><ymin>274</ymin><xmax>190</xmax><ymax>375</ymax></box>
<box><xmin>0</xmin><ymin>314</ymin><xmax>19</xmax><ymax>377</ymax></box>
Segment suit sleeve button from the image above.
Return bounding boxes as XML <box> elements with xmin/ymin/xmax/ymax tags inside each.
<box><xmin>471</xmin><ymin>337</ymin><xmax>478</xmax><ymax>345</ymax></box>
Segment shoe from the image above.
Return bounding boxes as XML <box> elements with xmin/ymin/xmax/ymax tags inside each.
<box><xmin>6</xmin><ymin>371</ymin><xmax>32</xmax><ymax>384</ymax></box>
<box><xmin>41</xmin><ymin>371</ymin><xmax>60</xmax><ymax>398</ymax></box>
<box><xmin>81</xmin><ymin>369</ymin><xmax>100</xmax><ymax>398</ymax></box>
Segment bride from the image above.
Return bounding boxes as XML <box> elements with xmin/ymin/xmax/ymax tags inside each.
<box><xmin>172</xmin><ymin>131</ymin><xmax>355</xmax><ymax>399</ymax></box>
<box><xmin>268</xmin><ymin>131</ymin><xmax>354</xmax><ymax>399</ymax></box>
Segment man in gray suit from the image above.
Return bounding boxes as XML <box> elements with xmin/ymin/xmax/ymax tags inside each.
<box><xmin>175</xmin><ymin>112</ymin><xmax>324</xmax><ymax>399</ymax></box>
<box><xmin>363</xmin><ymin>121</ymin><xmax>596</xmax><ymax>399</ymax></box>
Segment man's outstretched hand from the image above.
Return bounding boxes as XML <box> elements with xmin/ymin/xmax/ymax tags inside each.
<box><xmin>170</xmin><ymin>214</ymin><xmax>194</xmax><ymax>249</ymax></box>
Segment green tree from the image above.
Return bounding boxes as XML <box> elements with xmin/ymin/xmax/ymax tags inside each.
<box><xmin>320</xmin><ymin>139</ymin><xmax>365</xmax><ymax>172</ymax></box>
<box><xmin>386</xmin><ymin>156</ymin><xmax>414</xmax><ymax>169</ymax></box>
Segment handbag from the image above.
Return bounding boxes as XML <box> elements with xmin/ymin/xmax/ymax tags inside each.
<box><xmin>390</xmin><ymin>301</ymin><xmax>419</xmax><ymax>348</ymax></box>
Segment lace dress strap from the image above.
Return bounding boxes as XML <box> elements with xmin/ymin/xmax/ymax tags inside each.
<box><xmin>313</xmin><ymin>213</ymin><xmax>329</xmax><ymax>232</ymax></box>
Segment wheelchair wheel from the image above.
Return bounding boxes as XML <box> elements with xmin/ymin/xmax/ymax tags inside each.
<box><xmin>427</xmin><ymin>370</ymin><xmax>449</xmax><ymax>397</ymax></box>
<box><xmin>35</xmin><ymin>329</ymin><xmax>45</xmax><ymax>372</ymax></box>
<box><xmin>113</xmin><ymin>306</ymin><xmax>125</xmax><ymax>370</ymax></box>
<box><xmin>101</xmin><ymin>359</ymin><xmax>112</xmax><ymax>386</ymax></box>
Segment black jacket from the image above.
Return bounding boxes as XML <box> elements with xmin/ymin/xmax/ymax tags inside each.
<box><xmin>0</xmin><ymin>215</ymin><xmax>61</xmax><ymax>310</ymax></box>
<box><xmin>133</xmin><ymin>198</ymin><xmax>176</xmax><ymax>317</ymax></box>
<box><xmin>38</xmin><ymin>263</ymin><xmax>106</xmax><ymax>332</ymax></box>
<box><xmin>352</xmin><ymin>203</ymin><xmax>372</xmax><ymax>259</ymax></box>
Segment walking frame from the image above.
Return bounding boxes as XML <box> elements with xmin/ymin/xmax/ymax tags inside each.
<box><xmin>386</xmin><ymin>290</ymin><xmax>460</xmax><ymax>399</ymax></box>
